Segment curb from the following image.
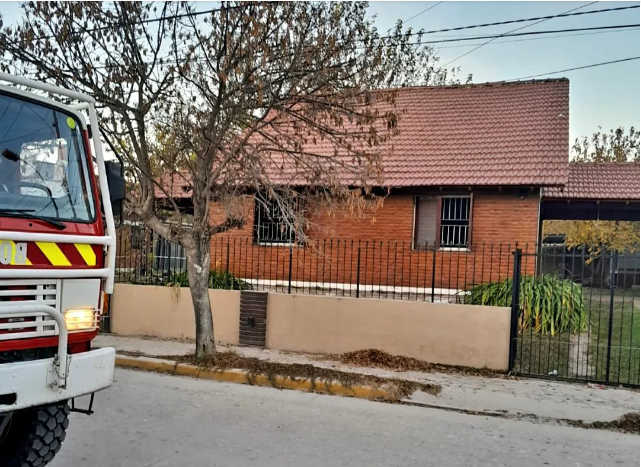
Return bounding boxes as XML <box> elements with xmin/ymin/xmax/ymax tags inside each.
<box><xmin>115</xmin><ymin>355</ymin><xmax>394</xmax><ymax>401</ymax></box>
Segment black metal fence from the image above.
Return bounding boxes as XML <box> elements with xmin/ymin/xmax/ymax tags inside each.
<box><xmin>115</xmin><ymin>224</ymin><xmax>189</xmax><ymax>286</ymax></box>
<box><xmin>114</xmin><ymin>226</ymin><xmax>639</xmax><ymax>386</ymax></box>
<box><xmin>510</xmin><ymin>246</ymin><xmax>640</xmax><ymax>387</ymax></box>
<box><xmin>116</xmin><ymin>226</ymin><xmax>517</xmax><ymax>303</ymax></box>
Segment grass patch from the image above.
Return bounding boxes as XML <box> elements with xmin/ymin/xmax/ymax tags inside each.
<box><xmin>514</xmin><ymin>335</ymin><xmax>572</xmax><ymax>377</ymax></box>
<box><xmin>588</xmin><ymin>295</ymin><xmax>640</xmax><ymax>386</ymax></box>
<box><xmin>512</xmin><ymin>289</ymin><xmax>640</xmax><ymax>385</ymax></box>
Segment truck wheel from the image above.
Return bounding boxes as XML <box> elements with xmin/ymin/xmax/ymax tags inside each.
<box><xmin>0</xmin><ymin>402</ymin><xmax>70</xmax><ymax>467</ymax></box>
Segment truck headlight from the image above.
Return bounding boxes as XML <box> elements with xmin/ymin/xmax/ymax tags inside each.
<box><xmin>63</xmin><ymin>308</ymin><xmax>97</xmax><ymax>332</ymax></box>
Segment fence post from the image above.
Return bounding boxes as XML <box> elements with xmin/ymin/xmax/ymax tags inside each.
<box><xmin>431</xmin><ymin>247</ymin><xmax>436</xmax><ymax>303</ymax></box>
<box><xmin>356</xmin><ymin>242</ymin><xmax>361</xmax><ymax>298</ymax></box>
<box><xmin>225</xmin><ymin>239</ymin><xmax>230</xmax><ymax>274</ymax></box>
<box><xmin>508</xmin><ymin>248</ymin><xmax>522</xmax><ymax>373</ymax></box>
<box><xmin>165</xmin><ymin>239</ymin><xmax>171</xmax><ymax>280</ymax></box>
<box><xmin>605</xmin><ymin>252</ymin><xmax>618</xmax><ymax>384</ymax></box>
<box><xmin>287</xmin><ymin>245</ymin><xmax>293</xmax><ymax>294</ymax></box>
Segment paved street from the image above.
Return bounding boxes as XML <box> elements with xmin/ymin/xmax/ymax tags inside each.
<box><xmin>52</xmin><ymin>369</ymin><xmax>638</xmax><ymax>467</ymax></box>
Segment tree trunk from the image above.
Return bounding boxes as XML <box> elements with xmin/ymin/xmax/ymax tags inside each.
<box><xmin>185</xmin><ymin>234</ymin><xmax>215</xmax><ymax>357</ymax></box>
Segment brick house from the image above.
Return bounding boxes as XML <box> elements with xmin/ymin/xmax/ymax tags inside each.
<box><xmin>153</xmin><ymin>79</ymin><xmax>639</xmax><ymax>294</ymax></box>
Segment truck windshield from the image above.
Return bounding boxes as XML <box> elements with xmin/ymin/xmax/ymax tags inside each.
<box><xmin>0</xmin><ymin>91</ymin><xmax>96</xmax><ymax>223</ymax></box>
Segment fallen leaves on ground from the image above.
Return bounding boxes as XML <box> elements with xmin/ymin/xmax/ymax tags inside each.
<box><xmin>157</xmin><ymin>350</ymin><xmax>441</xmax><ymax>400</ymax></box>
<box><xmin>578</xmin><ymin>412</ymin><xmax>640</xmax><ymax>434</ymax></box>
<box><xmin>334</xmin><ymin>349</ymin><xmax>503</xmax><ymax>378</ymax></box>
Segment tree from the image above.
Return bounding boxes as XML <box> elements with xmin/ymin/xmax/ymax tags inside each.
<box><xmin>544</xmin><ymin>126</ymin><xmax>640</xmax><ymax>255</ymax></box>
<box><xmin>572</xmin><ymin>126</ymin><xmax>639</xmax><ymax>162</ymax></box>
<box><xmin>544</xmin><ymin>220</ymin><xmax>639</xmax><ymax>255</ymax></box>
<box><xmin>1</xmin><ymin>2</ymin><xmax>464</xmax><ymax>356</ymax></box>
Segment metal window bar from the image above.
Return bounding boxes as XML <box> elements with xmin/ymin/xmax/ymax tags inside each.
<box><xmin>255</xmin><ymin>196</ymin><xmax>295</xmax><ymax>245</ymax></box>
<box><xmin>440</xmin><ymin>196</ymin><xmax>470</xmax><ymax>248</ymax></box>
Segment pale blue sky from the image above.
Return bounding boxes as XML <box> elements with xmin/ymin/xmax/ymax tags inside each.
<box><xmin>2</xmin><ymin>1</ymin><xmax>639</xmax><ymax>144</ymax></box>
<box><xmin>368</xmin><ymin>1</ymin><xmax>640</xmax><ymax>144</ymax></box>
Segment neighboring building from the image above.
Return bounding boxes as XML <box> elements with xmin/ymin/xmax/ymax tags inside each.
<box><xmin>154</xmin><ymin>79</ymin><xmax>640</xmax><ymax>291</ymax></box>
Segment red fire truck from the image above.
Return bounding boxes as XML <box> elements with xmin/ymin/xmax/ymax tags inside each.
<box><xmin>0</xmin><ymin>73</ymin><xmax>124</xmax><ymax>466</ymax></box>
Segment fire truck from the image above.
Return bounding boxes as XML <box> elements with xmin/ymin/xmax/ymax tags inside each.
<box><xmin>0</xmin><ymin>73</ymin><xmax>124</xmax><ymax>466</ymax></box>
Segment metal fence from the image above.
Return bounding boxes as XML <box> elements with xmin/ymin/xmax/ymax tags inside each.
<box><xmin>116</xmin><ymin>227</ymin><xmax>517</xmax><ymax>303</ymax></box>
<box><xmin>114</xmin><ymin>226</ymin><xmax>640</xmax><ymax>386</ymax></box>
<box><xmin>115</xmin><ymin>224</ymin><xmax>189</xmax><ymax>286</ymax></box>
<box><xmin>511</xmin><ymin>246</ymin><xmax>640</xmax><ymax>387</ymax></box>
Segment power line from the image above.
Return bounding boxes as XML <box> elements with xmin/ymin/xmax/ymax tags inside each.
<box><xmin>17</xmin><ymin>3</ymin><xmax>641</xmax><ymax>46</ymax></box>
<box><xmin>35</xmin><ymin>4</ymin><xmax>241</xmax><ymax>40</ymax></box>
<box><xmin>381</xmin><ymin>4</ymin><xmax>639</xmax><ymax>39</ymax></box>
<box><xmin>401</xmin><ymin>2</ymin><xmax>443</xmax><ymax>26</ymax></box>
<box><xmin>81</xmin><ymin>25</ymin><xmax>641</xmax><ymax>68</ymax></box>
<box><xmin>3</xmin><ymin>24</ymin><xmax>636</xmax><ymax>72</ymax></box>
<box><xmin>507</xmin><ymin>56</ymin><xmax>640</xmax><ymax>80</ymax></box>
<box><xmin>434</xmin><ymin>26</ymin><xmax>637</xmax><ymax>49</ymax></box>
<box><xmin>440</xmin><ymin>1</ymin><xmax>597</xmax><ymax>67</ymax></box>
<box><xmin>382</xmin><ymin>2</ymin><xmax>442</xmax><ymax>37</ymax></box>
<box><xmin>417</xmin><ymin>24</ymin><xmax>639</xmax><ymax>45</ymax></box>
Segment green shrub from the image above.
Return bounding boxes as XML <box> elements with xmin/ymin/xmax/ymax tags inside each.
<box><xmin>167</xmin><ymin>271</ymin><xmax>189</xmax><ymax>287</ymax></box>
<box><xmin>208</xmin><ymin>269</ymin><xmax>252</xmax><ymax>290</ymax></box>
<box><xmin>165</xmin><ymin>269</ymin><xmax>251</xmax><ymax>290</ymax></box>
<box><xmin>465</xmin><ymin>275</ymin><xmax>587</xmax><ymax>335</ymax></box>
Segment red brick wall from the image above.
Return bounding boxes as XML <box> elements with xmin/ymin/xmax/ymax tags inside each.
<box><xmin>471</xmin><ymin>193</ymin><xmax>539</xmax><ymax>246</ymax></box>
<box><xmin>306</xmin><ymin>195</ymin><xmax>416</xmax><ymax>241</ymax></box>
<box><xmin>209</xmin><ymin>189</ymin><xmax>540</xmax><ymax>289</ymax></box>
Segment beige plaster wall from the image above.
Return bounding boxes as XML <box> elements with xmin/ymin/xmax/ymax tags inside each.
<box><xmin>111</xmin><ymin>284</ymin><xmax>239</xmax><ymax>345</ymax></box>
<box><xmin>266</xmin><ymin>293</ymin><xmax>510</xmax><ymax>370</ymax></box>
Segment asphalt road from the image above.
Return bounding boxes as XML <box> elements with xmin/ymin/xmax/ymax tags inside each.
<box><xmin>51</xmin><ymin>369</ymin><xmax>638</xmax><ymax>467</ymax></box>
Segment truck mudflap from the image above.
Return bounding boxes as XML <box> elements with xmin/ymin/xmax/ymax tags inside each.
<box><xmin>0</xmin><ymin>347</ymin><xmax>115</xmax><ymax>413</ymax></box>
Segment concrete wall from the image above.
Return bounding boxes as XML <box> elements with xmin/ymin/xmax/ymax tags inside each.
<box><xmin>110</xmin><ymin>284</ymin><xmax>510</xmax><ymax>371</ymax></box>
<box><xmin>266</xmin><ymin>293</ymin><xmax>510</xmax><ymax>370</ymax></box>
<box><xmin>110</xmin><ymin>284</ymin><xmax>240</xmax><ymax>345</ymax></box>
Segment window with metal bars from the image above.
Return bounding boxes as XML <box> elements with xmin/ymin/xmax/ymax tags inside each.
<box><xmin>253</xmin><ymin>193</ymin><xmax>296</xmax><ymax>245</ymax></box>
<box><xmin>414</xmin><ymin>195</ymin><xmax>471</xmax><ymax>249</ymax></box>
<box><xmin>440</xmin><ymin>196</ymin><xmax>471</xmax><ymax>248</ymax></box>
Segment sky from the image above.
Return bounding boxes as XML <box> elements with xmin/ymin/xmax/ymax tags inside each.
<box><xmin>367</xmin><ymin>1</ymin><xmax>640</xmax><ymax>144</ymax></box>
<box><xmin>1</xmin><ymin>1</ymin><xmax>639</xmax><ymax>145</ymax></box>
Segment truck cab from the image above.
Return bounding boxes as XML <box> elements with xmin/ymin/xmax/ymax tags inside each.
<box><xmin>0</xmin><ymin>73</ymin><xmax>123</xmax><ymax>467</ymax></box>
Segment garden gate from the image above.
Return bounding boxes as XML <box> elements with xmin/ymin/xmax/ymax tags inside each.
<box><xmin>509</xmin><ymin>247</ymin><xmax>640</xmax><ymax>387</ymax></box>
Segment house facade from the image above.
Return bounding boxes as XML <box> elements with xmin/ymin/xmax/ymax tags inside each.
<box><xmin>154</xmin><ymin>79</ymin><xmax>639</xmax><ymax>293</ymax></box>
<box><xmin>209</xmin><ymin>79</ymin><xmax>568</xmax><ymax>291</ymax></box>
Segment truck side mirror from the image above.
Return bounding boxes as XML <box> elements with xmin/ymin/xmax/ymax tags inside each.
<box><xmin>105</xmin><ymin>161</ymin><xmax>125</xmax><ymax>224</ymax></box>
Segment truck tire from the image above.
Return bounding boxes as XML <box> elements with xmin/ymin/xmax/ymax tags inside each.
<box><xmin>0</xmin><ymin>402</ymin><xmax>70</xmax><ymax>467</ymax></box>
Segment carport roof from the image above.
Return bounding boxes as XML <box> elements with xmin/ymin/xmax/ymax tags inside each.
<box><xmin>542</xmin><ymin>162</ymin><xmax>640</xmax><ymax>201</ymax></box>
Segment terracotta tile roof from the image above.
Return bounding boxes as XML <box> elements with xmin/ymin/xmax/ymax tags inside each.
<box><xmin>370</xmin><ymin>79</ymin><xmax>569</xmax><ymax>187</ymax></box>
<box><xmin>543</xmin><ymin>162</ymin><xmax>640</xmax><ymax>200</ymax></box>
<box><xmin>156</xmin><ymin>79</ymin><xmax>570</xmax><ymax>197</ymax></box>
<box><xmin>154</xmin><ymin>172</ymin><xmax>192</xmax><ymax>199</ymax></box>
<box><xmin>263</xmin><ymin>79</ymin><xmax>569</xmax><ymax>187</ymax></box>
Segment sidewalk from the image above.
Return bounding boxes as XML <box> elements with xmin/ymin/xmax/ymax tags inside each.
<box><xmin>94</xmin><ymin>334</ymin><xmax>639</xmax><ymax>424</ymax></box>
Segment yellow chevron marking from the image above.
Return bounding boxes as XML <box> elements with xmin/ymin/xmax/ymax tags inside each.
<box><xmin>36</xmin><ymin>242</ymin><xmax>71</xmax><ymax>267</ymax></box>
<box><xmin>74</xmin><ymin>243</ymin><xmax>96</xmax><ymax>266</ymax></box>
